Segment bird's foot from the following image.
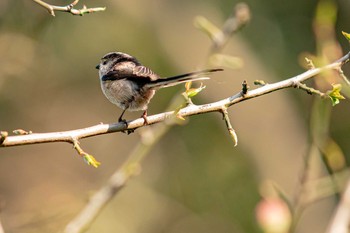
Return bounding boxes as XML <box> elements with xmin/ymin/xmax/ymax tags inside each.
<box><xmin>118</xmin><ymin>118</ymin><xmax>134</xmax><ymax>134</ymax></box>
<box><xmin>141</xmin><ymin>111</ymin><xmax>149</xmax><ymax>125</ymax></box>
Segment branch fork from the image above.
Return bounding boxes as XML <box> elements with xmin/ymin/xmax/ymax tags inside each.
<box><xmin>32</xmin><ymin>0</ymin><xmax>106</xmax><ymax>16</ymax></box>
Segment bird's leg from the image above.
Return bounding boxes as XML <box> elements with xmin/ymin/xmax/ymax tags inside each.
<box><xmin>141</xmin><ymin>110</ymin><xmax>149</xmax><ymax>125</ymax></box>
<box><xmin>118</xmin><ymin>109</ymin><xmax>127</xmax><ymax>123</ymax></box>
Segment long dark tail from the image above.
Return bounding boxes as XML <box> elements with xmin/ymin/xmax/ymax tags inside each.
<box><xmin>145</xmin><ymin>68</ymin><xmax>223</xmax><ymax>89</ymax></box>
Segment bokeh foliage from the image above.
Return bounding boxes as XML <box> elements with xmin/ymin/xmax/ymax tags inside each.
<box><xmin>0</xmin><ymin>0</ymin><xmax>350</xmax><ymax>232</ymax></box>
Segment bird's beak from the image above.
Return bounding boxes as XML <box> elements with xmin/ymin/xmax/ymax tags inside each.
<box><xmin>95</xmin><ymin>64</ymin><xmax>100</xmax><ymax>69</ymax></box>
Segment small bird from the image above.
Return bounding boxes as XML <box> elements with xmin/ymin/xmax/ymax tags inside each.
<box><xmin>96</xmin><ymin>52</ymin><xmax>222</xmax><ymax>124</ymax></box>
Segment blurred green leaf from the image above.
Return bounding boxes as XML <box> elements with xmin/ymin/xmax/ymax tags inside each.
<box><xmin>322</xmin><ymin>138</ymin><xmax>346</xmax><ymax>171</ymax></box>
<box><xmin>194</xmin><ymin>16</ymin><xmax>221</xmax><ymax>41</ymax></box>
<box><xmin>184</xmin><ymin>83</ymin><xmax>206</xmax><ymax>98</ymax></box>
<box><xmin>315</xmin><ymin>0</ymin><xmax>337</xmax><ymax>25</ymax></box>
<box><xmin>254</xmin><ymin>80</ymin><xmax>266</xmax><ymax>86</ymax></box>
<box><xmin>209</xmin><ymin>53</ymin><xmax>243</xmax><ymax>70</ymax></box>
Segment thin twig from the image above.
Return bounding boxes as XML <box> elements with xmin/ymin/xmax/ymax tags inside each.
<box><xmin>292</xmin><ymin>81</ymin><xmax>326</xmax><ymax>97</ymax></box>
<box><xmin>31</xmin><ymin>0</ymin><xmax>105</xmax><ymax>16</ymax></box>
<box><xmin>289</xmin><ymin>144</ymin><xmax>315</xmax><ymax>232</ymax></box>
<box><xmin>337</xmin><ymin>67</ymin><xmax>350</xmax><ymax>85</ymax></box>
<box><xmin>305</xmin><ymin>57</ymin><xmax>316</xmax><ymax>69</ymax></box>
<box><xmin>72</xmin><ymin>139</ymin><xmax>101</xmax><ymax>168</ymax></box>
<box><xmin>221</xmin><ymin>107</ymin><xmax>238</xmax><ymax>146</ymax></box>
<box><xmin>211</xmin><ymin>3</ymin><xmax>250</xmax><ymax>52</ymax></box>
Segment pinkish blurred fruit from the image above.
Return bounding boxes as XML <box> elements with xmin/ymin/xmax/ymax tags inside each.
<box><xmin>256</xmin><ymin>198</ymin><xmax>292</xmax><ymax>233</ymax></box>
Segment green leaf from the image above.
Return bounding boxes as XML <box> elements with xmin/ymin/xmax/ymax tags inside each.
<box><xmin>184</xmin><ymin>83</ymin><xmax>206</xmax><ymax>98</ymax></box>
<box><xmin>209</xmin><ymin>53</ymin><xmax>243</xmax><ymax>70</ymax></box>
<box><xmin>13</xmin><ymin>129</ymin><xmax>32</xmax><ymax>135</ymax></box>
<box><xmin>342</xmin><ymin>31</ymin><xmax>350</xmax><ymax>42</ymax></box>
<box><xmin>83</xmin><ymin>154</ymin><xmax>101</xmax><ymax>168</ymax></box>
<box><xmin>194</xmin><ymin>16</ymin><xmax>221</xmax><ymax>41</ymax></box>
<box><xmin>327</xmin><ymin>84</ymin><xmax>345</xmax><ymax>106</ymax></box>
<box><xmin>254</xmin><ymin>80</ymin><xmax>266</xmax><ymax>86</ymax></box>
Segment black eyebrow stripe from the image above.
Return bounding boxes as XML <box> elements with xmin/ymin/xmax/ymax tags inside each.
<box><xmin>118</xmin><ymin>56</ymin><xmax>141</xmax><ymax>65</ymax></box>
<box><xmin>102</xmin><ymin>53</ymin><xmax>117</xmax><ymax>60</ymax></box>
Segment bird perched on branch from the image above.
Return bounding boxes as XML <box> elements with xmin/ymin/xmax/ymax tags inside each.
<box><xmin>96</xmin><ymin>52</ymin><xmax>222</xmax><ymax>124</ymax></box>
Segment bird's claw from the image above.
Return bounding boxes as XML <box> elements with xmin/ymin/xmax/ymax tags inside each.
<box><xmin>118</xmin><ymin>118</ymin><xmax>134</xmax><ymax>134</ymax></box>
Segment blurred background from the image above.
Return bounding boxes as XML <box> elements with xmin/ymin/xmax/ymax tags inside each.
<box><xmin>0</xmin><ymin>0</ymin><xmax>350</xmax><ymax>232</ymax></box>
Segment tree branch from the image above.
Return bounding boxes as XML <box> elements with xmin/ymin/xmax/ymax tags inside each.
<box><xmin>0</xmin><ymin>216</ymin><xmax>4</xmax><ymax>233</ymax></box>
<box><xmin>64</xmin><ymin>118</ymin><xmax>174</xmax><ymax>233</ymax></box>
<box><xmin>60</xmin><ymin>49</ymin><xmax>349</xmax><ymax>229</ymax></box>
<box><xmin>1</xmin><ymin>51</ymin><xmax>349</xmax><ymax>148</ymax></box>
<box><xmin>31</xmin><ymin>0</ymin><xmax>106</xmax><ymax>16</ymax></box>
<box><xmin>326</xmin><ymin>177</ymin><xmax>350</xmax><ymax>233</ymax></box>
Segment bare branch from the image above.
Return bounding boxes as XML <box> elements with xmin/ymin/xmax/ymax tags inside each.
<box><xmin>31</xmin><ymin>0</ymin><xmax>106</xmax><ymax>16</ymax></box>
<box><xmin>292</xmin><ymin>81</ymin><xmax>326</xmax><ymax>97</ymax></box>
<box><xmin>0</xmin><ymin>216</ymin><xmax>4</xmax><ymax>233</ymax></box>
<box><xmin>64</xmin><ymin>121</ymin><xmax>173</xmax><ymax>233</ymax></box>
<box><xmin>326</xmin><ymin>177</ymin><xmax>350</xmax><ymax>233</ymax></box>
<box><xmin>337</xmin><ymin>67</ymin><xmax>350</xmax><ymax>85</ymax></box>
<box><xmin>211</xmin><ymin>3</ymin><xmax>250</xmax><ymax>52</ymax></box>
<box><xmin>64</xmin><ymin>171</ymin><xmax>128</xmax><ymax>233</ymax></box>
<box><xmin>1</xmin><ymin>51</ymin><xmax>349</xmax><ymax>149</ymax></box>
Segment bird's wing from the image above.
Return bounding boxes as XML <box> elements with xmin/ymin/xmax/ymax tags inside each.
<box><xmin>133</xmin><ymin>66</ymin><xmax>159</xmax><ymax>81</ymax></box>
<box><xmin>101</xmin><ymin>70</ymin><xmax>124</xmax><ymax>81</ymax></box>
<box><xmin>101</xmin><ymin>65</ymin><xmax>159</xmax><ymax>82</ymax></box>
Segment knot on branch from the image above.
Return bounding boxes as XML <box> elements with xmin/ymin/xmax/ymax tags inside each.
<box><xmin>254</xmin><ymin>80</ymin><xmax>267</xmax><ymax>86</ymax></box>
<box><xmin>67</xmin><ymin>4</ymin><xmax>74</xmax><ymax>11</ymax></box>
<box><xmin>241</xmin><ymin>80</ymin><xmax>249</xmax><ymax>96</ymax></box>
<box><xmin>305</xmin><ymin>57</ymin><xmax>316</xmax><ymax>70</ymax></box>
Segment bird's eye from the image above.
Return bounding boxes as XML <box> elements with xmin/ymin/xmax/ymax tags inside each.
<box><xmin>102</xmin><ymin>61</ymin><xmax>107</xmax><ymax>65</ymax></box>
